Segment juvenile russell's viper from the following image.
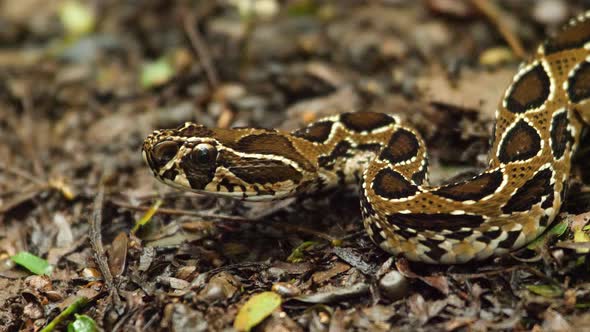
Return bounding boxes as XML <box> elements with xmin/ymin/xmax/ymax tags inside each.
<box><xmin>143</xmin><ymin>12</ymin><xmax>590</xmax><ymax>264</ymax></box>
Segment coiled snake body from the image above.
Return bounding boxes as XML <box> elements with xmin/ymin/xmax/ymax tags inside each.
<box><xmin>143</xmin><ymin>13</ymin><xmax>590</xmax><ymax>264</ymax></box>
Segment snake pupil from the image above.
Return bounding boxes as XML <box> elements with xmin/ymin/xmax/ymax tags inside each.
<box><xmin>192</xmin><ymin>143</ymin><xmax>217</xmax><ymax>164</ymax></box>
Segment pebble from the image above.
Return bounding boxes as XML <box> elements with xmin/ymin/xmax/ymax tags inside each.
<box><xmin>379</xmin><ymin>270</ymin><xmax>409</xmax><ymax>301</ymax></box>
<box><xmin>533</xmin><ymin>0</ymin><xmax>568</xmax><ymax>26</ymax></box>
<box><xmin>271</xmin><ymin>282</ymin><xmax>301</xmax><ymax>297</ymax></box>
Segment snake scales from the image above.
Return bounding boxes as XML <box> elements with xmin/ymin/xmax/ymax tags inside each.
<box><xmin>143</xmin><ymin>12</ymin><xmax>590</xmax><ymax>264</ymax></box>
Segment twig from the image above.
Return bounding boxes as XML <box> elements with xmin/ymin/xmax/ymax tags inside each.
<box><xmin>0</xmin><ymin>184</ymin><xmax>46</xmax><ymax>214</ymax></box>
<box><xmin>470</xmin><ymin>0</ymin><xmax>526</xmax><ymax>59</ymax></box>
<box><xmin>183</xmin><ymin>12</ymin><xmax>219</xmax><ymax>89</ymax></box>
<box><xmin>451</xmin><ymin>264</ymin><xmax>557</xmax><ymax>284</ymax></box>
<box><xmin>0</xmin><ymin>162</ymin><xmax>47</xmax><ymax>186</ymax></box>
<box><xmin>89</xmin><ymin>183</ymin><xmax>122</xmax><ymax>309</ymax></box>
<box><xmin>279</xmin><ymin>223</ymin><xmax>340</xmax><ymax>243</ymax></box>
<box><xmin>111</xmin><ymin>199</ymin><xmax>251</xmax><ymax>222</ymax></box>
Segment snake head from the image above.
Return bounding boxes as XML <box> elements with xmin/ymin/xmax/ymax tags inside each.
<box><xmin>143</xmin><ymin>122</ymin><xmax>309</xmax><ymax>200</ymax></box>
<box><xmin>142</xmin><ymin>123</ymin><xmax>221</xmax><ymax>193</ymax></box>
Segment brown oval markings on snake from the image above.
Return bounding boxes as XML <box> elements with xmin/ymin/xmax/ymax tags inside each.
<box><xmin>567</xmin><ymin>61</ymin><xmax>590</xmax><ymax>103</ymax></box>
<box><xmin>372</xmin><ymin>168</ymin><xmax>418</xmax><ymax>200</ymax></box>
<box><xmin>386</xmin><ymin>213</ymin><xmax>485</xmax><ymax>233</ymax></box>
<box><xmin>550</xmin><ymin>110</ymin><xmax>574</xmax><ymax>159</ymax></box>
<box><xmin>543</xmin><ymin>15</ymin><xmax>590</xmax><ymax>55</ymax></box>
<box><xmin>501</xmin><ymin>168</ymin><xmax>553</xmax><ymax>214</ymax></box>
<box><xmin>498</xmin><ymin>119</ymin><xmax>542</xmax><ymax>163</ymax></box>
<box><xmin>218</xmin><ymin>150</ymin><xmax>303</xmax><ymax>185</ymax></box>
<box><xmin>230</xmin><ymin>133</ymin><xmax>316</xmax><ymax>172</ymax></box>
<box><xmin>292</xmin><ymin>121</ymin><xmax>334</xmax><ymax>143</ymax></box>
<box><xmin>434</xmin><ymin>170</ymin><xmax>504</xmax><ymax>201</ymax></box>
<box><xmin>378</xmin><ymin>128</ymin><xmax>420</xmax><ymax>165</ymax></box>
<box><xmin>340</xmin><ymin>112</ymin><xmax>395</xmax><ymax>132</ymax></box>
<box><xmin>505</xmin><ymin>63</ymin><xmax>551</xmax><ymax>114</ymax></box>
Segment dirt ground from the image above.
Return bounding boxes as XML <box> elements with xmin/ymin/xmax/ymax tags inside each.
<box><xmin>1</xmin><ymin>0</ymin><xmax>590</xmax><ymax>331</ymax></box>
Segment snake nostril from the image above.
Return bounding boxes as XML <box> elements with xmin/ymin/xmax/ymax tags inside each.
<box><xmin>152</xmin><ymin>141</ymin><xmax>180</xmax><ymax>166</ymax></box>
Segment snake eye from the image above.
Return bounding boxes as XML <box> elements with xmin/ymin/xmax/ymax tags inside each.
<box><xmin>152</xmin><ymin>141</ymin><xmax>179</xmax><ymax>165</ymax></box>
<box><xmin>191</xmin><ymin>143</ymin><xmax>217</xmax><ymax>164</ymax></box>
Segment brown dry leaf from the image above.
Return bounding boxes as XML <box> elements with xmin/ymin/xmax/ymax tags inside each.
<box><xmin>396</xmin><ymin>258</ymin><xmax>449</xmax><ymax>295</ymax></box>
<box><xmin>293</xmin><ymin>283</ymin><xmax>369</xmax><ymax>304</ymax></box>
<box><xmin>542</xmin><ymin>309</ymin><xmax>571</xmax><ymax>332</ymax></box>
<box><xmin>108</xmin><ymin>232</ymin><xmax>128</xmax><ymax>278</ymax></box>
<box><xmin>408</xmin><ymin>293</ymin><xmax>448</xmax><ymax>326</ymax></box>
<box><xmin>311</xmin><ymin>261</ymin><xmax>351</xmax><ymax>284</ymax></box>
<box><xmin>571</xmin><ymin>211</ymin><xmax>590</xmax><ymax>231</ymax></box>
<box><xmin>198</xmin><ymin>272</ymin><xmax>241</xmax><ymax>302</ymax></box>
<box><xmin>331</xmin><ymin>247</ymin><xmax>374</xmax><ymax>275</ymax></box>
<box><xmin>426</xmin><ymin>0</ymin><xmax>477</xmax><ymax>18</ymax></box>
<box><xmin>417</xmin><ymin>66</ymin><xmax>515</xmax><ymax>120</ymax></box>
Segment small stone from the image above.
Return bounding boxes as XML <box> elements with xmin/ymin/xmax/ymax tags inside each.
<box><xmin>479</xmin><ymin>47</ymin><xmax>515</xmax><ymax>66</ymax></box>
<box><xmin>533</xmin><ymin>0</ymin><xmax>568</xmax><ymax>26</ymax></box>
<box><xmin>80</xmin><ymin>267</ymin><xmax>102</xmax><ymax>279</ymax></box>
<box><xmin>44</xmin><ymin>290</ymin><xmax>63</xmax><ymax>302</ymax></box>
<box><xmin>267</xmin><ymin>267</ymin><xmax>287</xmax><ymax>279</ymax></box>
<box><xmin>379</xmin><ymin>270</ymin><xmax>409</xmax><ymax>301</ymax></box>
<box><xmin>198</xmin><ymin>272</ymin><xmax>241</xmax><ymax>302</ymax></box>
<box><xmin>25</xmin><ymin>275</ymin><xmax>51</xmax><ymax>291</ymax></box>
<box><xmin>160</xmin><ymin>277</ymin><xmax>190</xmax><ymax>290</ymax></box>
<box><xmin>23</xmin><ymin>302</ymin><xmax>43</xmax><ymax>319</ymax></box>
<box><xmin>271</xmin><ymin>282</ymin><xmax>301</xmax><ymax>297</ymax></box>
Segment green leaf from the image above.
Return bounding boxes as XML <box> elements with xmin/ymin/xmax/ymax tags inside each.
<box><xmin>11</xmin><ymin>251</ymin><xmax>53</xmax><ymax>275</ymax></box>
<box><xmin>140</xmin><ymin>58</ymin><xmax>175</xmax><ymax>88</ymax></box>
<box><xmin>41</xmin><ymin>297</ymin><xmax>89</xmax><ymax>332</ymax></box>
<box><xmin>234</xmin><ymin>292</ymin><xmax>282</xmax><ymax>332</ymax></box>
<box><xmin>549</xmin><ymin>221</ymin><xmax>569</xmax><ymax>237</ymax></box>
<box><xmin>67</xmin><ymin>314</ymin><xmax>98</xmax><ymax>332</ymax></box>
<box><xmin>287</xmin><ymin>241</ymin><xmax>316</xmax><ymax>263</ymax></box>
<box><xmin>59</xmin><ymin>1</ymin><xmax>95</xmax><ymax>38</ymax></box>
<box><xmin>528</xmin><ymin>221</ymin><xmax>568</xmax><ymax>250</ymax></box>
<box><xmin>526</xmin><ymin>284</ymin><xmax>563</xmax><ymax>298</ymax></box>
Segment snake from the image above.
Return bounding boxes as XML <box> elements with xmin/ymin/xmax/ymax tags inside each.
<box><xmin>142</xmin><ymin>12</ymin><xmax>590</xmax><ymax>264</ymax></box>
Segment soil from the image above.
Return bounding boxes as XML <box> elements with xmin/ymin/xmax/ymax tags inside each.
<box><xmin>1</xmin><ymin>1</ymin><xmax>590</xmax><ymax>331</ymax></box>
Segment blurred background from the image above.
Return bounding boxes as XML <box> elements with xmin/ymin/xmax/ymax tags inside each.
<box><xmin>1</xmin><ymin>1</ymin><xmax>590</xmax><ymax>331</ymax></box>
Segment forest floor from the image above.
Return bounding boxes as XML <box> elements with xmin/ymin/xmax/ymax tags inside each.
<box><xmin>1</xmin><ymin>1</ymin><xmax>590</xmax><ymax>331</ymax></box>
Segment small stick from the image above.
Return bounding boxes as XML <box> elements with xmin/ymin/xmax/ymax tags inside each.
<box><xmin>183</xmin><ymin>12</ymin><xmax>219</xmax><ymax>89</ymax></box>
<box><xmin>0</xmin><ymin>162</ymin><xmax>47</xmax><ymax>186</ymax></box>
<box><xmin>470</xmin><ymin>0</ymin><xmax>526</xmax><ymax>59</ymax></box>
<box><xmin>89</xmin><ymin>183</ymin><xmax>122</xmax><ymax>308</ymax></box>
<box><xmin>111</xmin><ymin>199</ymin><xmax>251</xmax><ymax>222</ymax></box>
